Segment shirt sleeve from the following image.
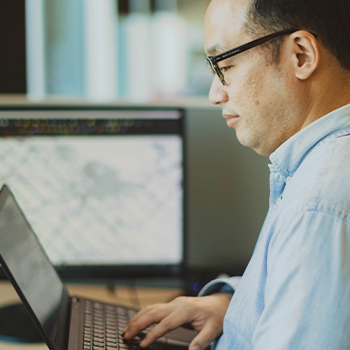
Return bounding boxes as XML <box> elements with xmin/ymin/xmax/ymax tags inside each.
<box><xmin>198</xmin><ymin>276</ymin><xmax>241</xmax><ymax>296</ymax></box>
<box><xmin>253</xmin><ymin>208</ymin><xmax>350</xmax><ymax>350</ymax></box>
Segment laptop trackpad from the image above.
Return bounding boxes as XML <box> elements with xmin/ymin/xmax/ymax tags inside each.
<box><xmin>166</xmin><ymin>327</ymin><xmax>198</xmax><ymax>342</ymax></box>
<box><xmin>151</xmin><ymin>327</ymin><xmax>199</xmax><ymax>348</ymax></box>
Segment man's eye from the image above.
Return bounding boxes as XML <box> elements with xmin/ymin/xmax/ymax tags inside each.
<box><xmin>221</xmin><ymin>66</ymin><xmax>232</xmax><ymax>73</ymax></box>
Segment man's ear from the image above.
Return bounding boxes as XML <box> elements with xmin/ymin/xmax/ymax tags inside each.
<box><xmin>288</xmin><ymin>30</ymin><xmax>320</xmax><ymax>80</ymax></box>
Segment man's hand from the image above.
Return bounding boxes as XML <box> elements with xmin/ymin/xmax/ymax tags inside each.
<box><xmin>122</xmin><ymin>293</ymin><xmax>233</xmax><ymax>350</ymax></box>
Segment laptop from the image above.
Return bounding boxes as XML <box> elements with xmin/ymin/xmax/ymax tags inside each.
<box><xmin>0</xmin><ymin>184</ymin><xmax>198</xmax><ymax>350</ymax></box>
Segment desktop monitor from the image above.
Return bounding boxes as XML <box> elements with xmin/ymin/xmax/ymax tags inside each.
<box><xmin>0</xmin><ymin>105</ymin><xmax>185</xmax><ymax>280</ymax></box>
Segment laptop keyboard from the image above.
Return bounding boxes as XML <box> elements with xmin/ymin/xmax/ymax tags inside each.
<box><xmin>83</xmin><ymin>300</ymin><xmax>152</xmax><ymax>350</ymax></box>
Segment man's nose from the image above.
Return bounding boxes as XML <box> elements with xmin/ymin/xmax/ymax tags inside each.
<box><xmin>209</xmin><ymin>75</ymin><xmax>228</xmax><ymax>105</ymax></box>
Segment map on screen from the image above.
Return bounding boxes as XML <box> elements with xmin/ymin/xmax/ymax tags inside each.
<box><xmin>0</xmin><ymin>135</ymin><xmax>183</xmax><ymax>266</ymax></box>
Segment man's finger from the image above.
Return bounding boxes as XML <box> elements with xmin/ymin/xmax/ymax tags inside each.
<box><xmin>123</xmin><ymin>305</ymin><xmax>170</xmax><ymax>339</ymax></box>
<box><xmin>129</xmin><ymin>304</ymin><xmax>164</xmax><ymax>325</ymax></box>
<box><xmin>189</xmin><ymin>322</ymin><xmax>220</xmax><ymax>350</ymax></box>
<box><xmin>139</xmin><ymin>311</ymin><xmax>189</xmax><ymax>347</ymax></box>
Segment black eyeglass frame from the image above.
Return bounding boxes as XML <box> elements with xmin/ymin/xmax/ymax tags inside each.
<box><xmin>206</xmin><ymin>28</ymin><xmax>299</xmax><ymax>85</ymax></box>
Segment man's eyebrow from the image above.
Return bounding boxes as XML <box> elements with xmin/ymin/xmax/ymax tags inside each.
<box><xmin>206</xmin><ymin>43</ymin><xmax>228</xmax><ymax>56</ymax></box>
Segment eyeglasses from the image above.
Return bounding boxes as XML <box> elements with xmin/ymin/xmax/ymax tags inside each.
<box><xmin>206</xmin><ymin>28</ymin><xmax>298</xmax><ymax>85</ymax></box>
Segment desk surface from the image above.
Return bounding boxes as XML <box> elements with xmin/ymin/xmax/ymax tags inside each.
<box><xmin>0</xmin><ymin>280</ymin><xmax>183</xmax><ymax>350</ymax></box>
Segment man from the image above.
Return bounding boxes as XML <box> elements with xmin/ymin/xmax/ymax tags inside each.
<box><xmin>123</xmin><ymin>0</ymin><xmax>350</xmax><ymax>348</ymax></box>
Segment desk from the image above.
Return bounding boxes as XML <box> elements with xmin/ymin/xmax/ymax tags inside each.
<box><xmin>0</xmin><ymin>280</ymin><xmax>183</xmax><ymax>350</ymax></box>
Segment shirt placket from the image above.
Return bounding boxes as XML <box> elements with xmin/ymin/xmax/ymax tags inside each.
<box><xmin>268</xmin><ymin>165</ymin><xmax>286</xmax><ymax>208</ymax></box>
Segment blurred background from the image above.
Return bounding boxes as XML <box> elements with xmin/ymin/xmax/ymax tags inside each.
<box><xmin>0</xmin><ymin>0</ymin><xmax>213</xmax><ymax>102</ymax></box>
<box><xmin>0</xmin><ymin>0</ymin><xmax>270</xmax><ymax>284</ymax></box>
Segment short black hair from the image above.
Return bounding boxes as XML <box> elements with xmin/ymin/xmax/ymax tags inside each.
<box><xmin>244</xmin><ymin>0</ymin><xmax>350</xmax><ymax>70</ymax></box>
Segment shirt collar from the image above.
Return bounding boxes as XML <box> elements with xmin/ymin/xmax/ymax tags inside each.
<box><xmin>269</xmin><ymin>103</ymin><xmax>350</xmax><ymax>180</ymax></box>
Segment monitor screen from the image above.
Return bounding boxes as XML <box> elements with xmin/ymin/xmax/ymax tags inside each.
<box><xmin>0</xmin><ymin>106</ymin><xmax>185</xmax><ymax>279</ymax></box>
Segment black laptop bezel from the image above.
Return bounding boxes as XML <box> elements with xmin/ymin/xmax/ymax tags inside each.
<box><xmin>0</xmin><ymin>184</ymin><xmax>72</xmax><ymax>350</ymax></box>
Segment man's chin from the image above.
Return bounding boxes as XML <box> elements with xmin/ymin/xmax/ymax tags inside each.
<box><xmin>235</xmin><ymin>130</ymin><xmax>251</xmax><ymax>148</ymax></box>
<box><xmin>235</xmin><ymin>132</ymin><xmax>265</xmax><ymax>155</ymax></box>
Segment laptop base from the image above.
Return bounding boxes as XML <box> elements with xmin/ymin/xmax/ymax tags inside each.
<box><xmin>0</xmin><ymin>303</ymin><xmax>43</xmax><ymax>343</ymax></box>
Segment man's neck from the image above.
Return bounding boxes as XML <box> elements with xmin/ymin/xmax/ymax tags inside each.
<box><xmin>301</xmin><ymin>64</ymin><xmax>350</xmax><ymax>129</ymax></box>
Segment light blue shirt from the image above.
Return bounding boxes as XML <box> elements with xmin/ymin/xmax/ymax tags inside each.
<box><xmin>200</xmin><ymin>104</ymin><xmax>350</xmax><ymax>349</ymax></box>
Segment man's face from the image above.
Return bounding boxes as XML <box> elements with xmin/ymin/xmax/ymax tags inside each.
<box><xmin>205</xmin><ymin>0</ymin><xmax>304</xmax><ymax>156</ymax></box>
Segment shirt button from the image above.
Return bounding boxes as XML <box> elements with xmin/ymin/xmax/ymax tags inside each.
<box><xmin>286</xmin><ymin>176</ymin><xmax>292</xmax><ymax>182</ymax></box>
<box><xmin>276</xmin><ymin>196</ymin><xmax>282</xmax><ymax>205</ymax></box>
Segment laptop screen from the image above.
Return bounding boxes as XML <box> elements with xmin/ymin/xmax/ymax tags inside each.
<box><xmin>0</xmin><ymin>106</ymin><xmax>185</xmax><ymax>278</ymax></box>
<box><xmin>0</xmin><ymin>185</ymin><xmax>68</xmax><ymax>349</ymax></box>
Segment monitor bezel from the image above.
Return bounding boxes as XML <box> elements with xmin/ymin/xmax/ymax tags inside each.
<box><xmin>0</xmin><ymin>104</ymin><xmax>187</xmax><ymax>281</ymax></box>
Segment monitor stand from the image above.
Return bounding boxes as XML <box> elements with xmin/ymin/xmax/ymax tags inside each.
<box><xmin>0</xmin><ymin>303</ymin><xmax>43</xmax><ymax>343</ymax></box>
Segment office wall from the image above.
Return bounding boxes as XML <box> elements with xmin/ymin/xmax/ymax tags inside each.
<box><xmin>186</xmin><ymin>107</ymin><xmax>270</xmax><ymax>273</ymax></box>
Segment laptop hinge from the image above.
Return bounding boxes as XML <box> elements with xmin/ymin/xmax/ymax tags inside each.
<box><xmin>67</xmin><ymin>297</ymin><xmax>84</xmax><ymax>350</ymax></box>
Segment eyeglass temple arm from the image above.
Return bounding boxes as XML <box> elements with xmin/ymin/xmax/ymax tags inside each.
<box><xmin>211</xmin><ymin>28</ymin><xmax>299</xmax><ymax>63</ymax></box>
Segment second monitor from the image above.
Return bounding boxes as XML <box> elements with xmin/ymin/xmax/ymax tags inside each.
<box><xmin>0</xmin><ymin>105</ymin><xmax>185</xmax><ymax>280</ymax></box>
